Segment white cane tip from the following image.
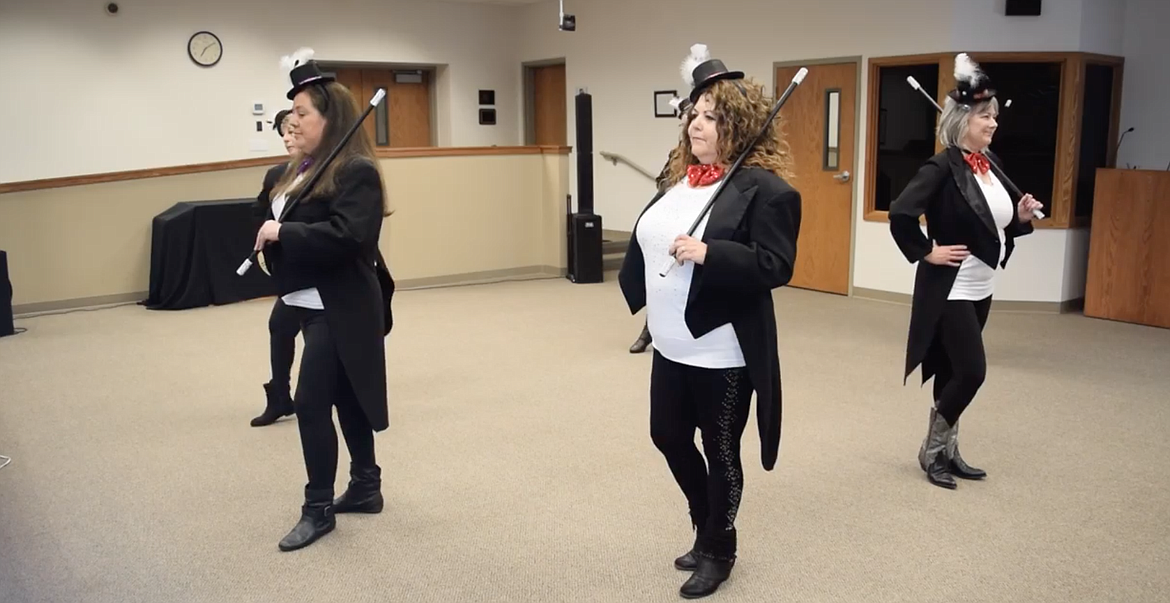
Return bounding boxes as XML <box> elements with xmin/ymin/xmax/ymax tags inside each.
<box><xmin>794</xmin><ymin>68</ymin><xmax>808</xmax><ymax>84</ymax></box>
<box><xmin>907</xmin><ymin>75</ymin><xmax>920</xmax><ymax>89</ymax></box>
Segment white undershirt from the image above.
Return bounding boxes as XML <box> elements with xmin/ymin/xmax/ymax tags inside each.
<box><xmin>637</xmin><ymin>180</ymin><xmax>745</xmax><ymax>369</ymax></box>
<box><xmin>270</xmin><ymin>173</ymin><xmax>324</xmax><ymax>310</ymax></box>
<box><xmin>948</xmin><ymin>170</ymin><xmax>1015</xmax><ymax>301</ymax></box>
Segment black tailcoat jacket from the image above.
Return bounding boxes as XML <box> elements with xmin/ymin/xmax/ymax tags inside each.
<box><xmin>618</xmin><ymin>167</ymin><xmax>802</xmax><ymax>472</ymax></box>
<box><xmin>254</xmin><ymin>162</ymin><xmax>288</xmax><ymax>218</ymax></box>
<box><xmin>888</xmin><ymin>146</ymin><xmax>1034</xmax><ymax>385</ymax></box>
<box><xmin>262</xmin><ymin>159</ymin><xmax>396</xmax><ymax>432</ymax></box>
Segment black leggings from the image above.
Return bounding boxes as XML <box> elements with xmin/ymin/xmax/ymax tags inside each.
<box><xmin>932</xmin><ymin>297</ymin><xmax>992</xmax><ymax>426</ymax></box>
<box><xmin>269</xmin><ymin>299</ymin><xmax>300</xmax><ymax>394</ymax></box>
<box><xmin>649</xmin><ymin>351</ymin><xmax>753</xmax><ymax>561</ymax></box>
<box><xmin>293</xmin><ymin>309</ymin><xmax>376</xmax><ymax>496</ymax></box>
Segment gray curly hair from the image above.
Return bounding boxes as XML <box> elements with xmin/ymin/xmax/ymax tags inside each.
<box><xmin>937</xmin><ymin>96</ymin><xmax>999</xmax><ymax>151</ymax></box>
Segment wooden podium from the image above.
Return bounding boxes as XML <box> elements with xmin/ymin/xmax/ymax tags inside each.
<box><xmin>1084</xmin><ymin>168</ymin><xmax>1170</xmax><ymax>329</ymax></box>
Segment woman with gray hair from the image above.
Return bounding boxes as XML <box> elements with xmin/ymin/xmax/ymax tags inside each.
<box><xmin>888</xmin><ymin>53</ymin><xmax>1043</xmax><ymax>490</ymax></box>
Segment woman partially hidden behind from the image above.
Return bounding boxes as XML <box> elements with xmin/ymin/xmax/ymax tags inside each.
<box><xmin>888</xmin><ymin>53</ymin><xmax>1043</xmax><ymax>490</ymax></box>
<box><xmin>619</xmin><ymin>44</ymin><xmax>801</xmax><ymax>599</ymax></box>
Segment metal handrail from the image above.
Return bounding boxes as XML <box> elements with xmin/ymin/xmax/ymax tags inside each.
<box><xmin>599</xmin><ymin>151</ymin><xmax>657</xmax><ymax>182</ymax></box>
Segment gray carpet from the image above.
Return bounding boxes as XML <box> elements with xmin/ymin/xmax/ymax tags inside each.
<box><xmin>1</xmin><ymin>275</ymin><xmax>1168</xmax><ymax>603</ymax></box>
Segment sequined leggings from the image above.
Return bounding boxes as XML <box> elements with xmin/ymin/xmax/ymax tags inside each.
<box><xmin>649</xmin><ymin>350</ymin><xmax>754</xmax><ymax>561</ymax></box>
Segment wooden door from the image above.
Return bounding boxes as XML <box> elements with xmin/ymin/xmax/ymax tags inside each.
<box><xmin>328</xmin><ymin>67</ymin><xmax>432</xmax><ymax>148</ymax></box>
<box><xmin>775</xmin><ymin>62</ymin><xmax>857</xmax><ymax>295</ymax></box>
<box><xmin>380</xmin><ymin>70</ymin><xmax>431</xmax><ymax>148</ymax></box>
<box><xmin>532</xmin><ymin>64</ymin><xmax>567</xmax><ymax>146</ymax></box>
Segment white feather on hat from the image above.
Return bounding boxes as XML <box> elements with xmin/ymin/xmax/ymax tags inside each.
<box><xmin>953</xmin><ymin>52</ymin><xmax>983</xmax><ymax>86</ymax></box>
<box><xmin>280</xmin><ymin>47</ymin><xmax>316</xmax><ymax>73</ymax></box>
<box><xmin>680</xmin><ymin>44</ymin><xmax>710</xmax><ymax>87</ymax></box>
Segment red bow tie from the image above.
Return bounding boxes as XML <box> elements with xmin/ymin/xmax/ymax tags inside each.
<box><xmin>687</xmin><ymin>164</ymin><xmax>725</xmax><ymax>187</ymax></box>
<box><xmin>964</xmin><ymin>152</ymin><xmax>990</xmax><ymax>175</ymax></box>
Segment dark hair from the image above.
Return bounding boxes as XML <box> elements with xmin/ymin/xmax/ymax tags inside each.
<box><xmin>273</xmin><ymin>109</ymin><xmax>291</xmax><ymax>136</ymax></box>
<box><xmin>275</xmin><ymin>81</ymin><xmax>389</xmax><ymax>216</ymax></box>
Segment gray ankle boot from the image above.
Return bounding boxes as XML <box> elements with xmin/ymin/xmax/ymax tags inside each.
<box><xmin>918</xmin><ymin>407</ymin><xmax>957</xmax><ymax>489</ymax></box>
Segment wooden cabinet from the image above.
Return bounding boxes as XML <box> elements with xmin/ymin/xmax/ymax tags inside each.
<box><xmin>1084</xmin><ymin>168</ymin><xmax>1170</xmax><ymax>329</ymax></box>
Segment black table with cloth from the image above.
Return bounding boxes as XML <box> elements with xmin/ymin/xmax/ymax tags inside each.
<box><xmin>142</xmin><ymin>199</ymin><xmax>276</xmax><ymax>310</ymax></box>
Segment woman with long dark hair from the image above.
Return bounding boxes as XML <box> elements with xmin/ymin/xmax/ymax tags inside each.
<box><xmin>254</xmin><ymin>49</ymin><xmax>395</xmax><ymax>551</ymax></box>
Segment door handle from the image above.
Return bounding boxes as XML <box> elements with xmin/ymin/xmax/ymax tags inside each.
<box><xmin>833</xmin><ymin>171</ymin><xmax>851</xmax><ymax>182</ymax></box>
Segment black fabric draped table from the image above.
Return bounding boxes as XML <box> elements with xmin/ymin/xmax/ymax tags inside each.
<box><xmin>141</xmin><ymin>199</ymin><xmax>275</xmax><ymax>310</ymax></box>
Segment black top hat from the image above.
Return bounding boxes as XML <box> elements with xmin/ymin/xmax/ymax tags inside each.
<box><xmin>947</xmin><ymin>53</ymin><xmax>996</xmax><ymax>106</ymax></box>
<box><xmin>680</xmin><ymin>45</ymin><xmax>744</xmax><ymax>104</ymax></box>
<box><xmin>273</xmin><ymin>109</ymin><xmax>291</xmax><ymax>136</ymax></box>
<box><xmin>287</xmin><ymin>60</ymin><xmax>334</xmax><ymax>100</ymax></box>
<box><xmin>688</xmin><ymin>59</ymin><xmax>744</xmax><ymax>103</ymax></box>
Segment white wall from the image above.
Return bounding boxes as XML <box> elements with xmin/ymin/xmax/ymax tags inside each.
<box><xmin>0</xmin><ymin>0</ymin><xmax>523</xmax><ymax>183</ymax></box>
<box><xmin>519</xmin><ymin>0</ymin><xmax>1139</xmax><ymax>303</ymax></box>
<box><xmin>518</xmin><ymin>0</ymin><xmax>953</xmax><ymax>234</ymax></box>
<box><xmin>1117</xmin><ymin>0</ymin><xmax>1170</xmax><ymax>170</ymax></box>
<box><xmin>952</xmin><ymin>0</ymin><xmax>1085</xmax><ymax>51</ymax></box>
<box><xmin>1079</xmin><ymin>0</ymin><xmax>1126</xmax><ymax>55</ymax></box>
<box><xmin>3</xmin><ymin>0</ymin><xmax>1153</xmax><ymax>303</ymax></box>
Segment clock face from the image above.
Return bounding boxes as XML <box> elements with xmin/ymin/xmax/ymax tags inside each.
<box><xmin>188</xmin><ymin>31</ymin><xmax>222</xmax><ymax>67</ymax></box>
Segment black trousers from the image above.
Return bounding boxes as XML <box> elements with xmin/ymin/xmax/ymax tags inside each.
<box><xmin>649</xmin><ymin>350</ymin><xmax>753</xmax><ymax>561</ymax></box>
<box><xmin>269</xmin><ymin>299</ymin><xmax>300</xmax><ymax>394</ymax></box>
<box><xmin>293</xmin><ymin>308</ymin><xmax>377</xmax><ymax>497</ymax></box>
<box><xmin>932</xmin><ymin>296</ymin><xmax>992</xmax><ymax>426</ymax></box>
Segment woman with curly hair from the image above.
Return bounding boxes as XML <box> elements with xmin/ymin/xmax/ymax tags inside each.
<box><xmin>618</xmin><ymin>44</ymin><xmax>802</xmax><ymax>599</ymax></box>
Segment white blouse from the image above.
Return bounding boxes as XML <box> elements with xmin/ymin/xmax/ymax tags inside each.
<box><xmin>270</xmin><ymin>173</ymin><xmax>324</xmax><ymax>310</ymax></box>
<box><xmin>948</xmin><ymin>170</ymin><xmax>1016</xmax><ymax>302</ymax></box>
<box><xmin>637</xmin><ymin>180</ymin><xmax>745</xmax><ymax>369</ymax></box>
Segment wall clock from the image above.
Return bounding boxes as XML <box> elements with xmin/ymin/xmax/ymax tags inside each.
<box><xmin>188</xmin><ymin>31</ymin><xmax>222</xmax><ymax>67</ymax></box>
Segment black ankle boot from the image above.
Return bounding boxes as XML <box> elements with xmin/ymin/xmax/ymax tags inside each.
<box><xmin>679</xmin><ymin>555</ymin><xmax>735</xmax><ymax>599</ymax></box>
<box><xmin>675</xmin><ymin>534</ymin><xmax>699</xmax><ymax>571</ymax></box>
<box><xmin>278</xmin><ymin>489</ymin><xmax>336</xmax><ymax>552</ymax></box>
<box><xmin>251</xmin><ymin>382</ymin><xmax>294</xmax><ymax>427</ymax></box>
<box><xmin>675</xmin><ymin>514</ymin><xmax>708</xmax><ymax>571</ymax></box>
<box><xmin>629</xmin><ymin>323</ymin><xmax>652</xmax><ymax>354</ymax></box>
<box><xmin>333</xmin><ymin>465</ymin><xmax>384</xmax><ymax>514</ymax></box>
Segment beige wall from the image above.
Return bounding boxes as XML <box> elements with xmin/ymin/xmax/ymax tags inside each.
<box><xmin>0</xmin><ymin>151</ymin><xmax>570</xmax><ymax>313</ymax></box>
<box><xmin>0</xmin><ymin>0</ymin><xmax>526</xmax><ymax>184</ymax></box>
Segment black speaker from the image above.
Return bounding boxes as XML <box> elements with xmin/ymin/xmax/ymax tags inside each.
<box><xmin>1005</xmin><ymin>0</ymin><xmax>1041</xmax><ymax>16</ymax></box>
<box><xmin>567</xmin><ymin>213</ymin><xmax>603</xmax><ymax>284</ymax></box>
<box><xmin>575</xmin><ymin>90</ymin><xmax>594</xmax><ymax>215</ymax></box>
<box><xmin>0</xmin><ymin>250</ymin><xmax>14</xmax><ymax>338</ymax></box>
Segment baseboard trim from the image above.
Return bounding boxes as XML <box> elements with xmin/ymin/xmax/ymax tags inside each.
<box><xmin>12</xmin><ymin>266</ymin><xmax>570</xmax><ymax>316</ymax></box>
<box><xmin>396</xmin><ymin>265</ymin><xmax>565</xmax><ymax>290</ymax></box>
<box><xmin>852</xmin><ymin>287</ymin><xmax>1085</xmax><ymax>314</ymax></box>
<box><xmin>14</xmin><ymin>291</ymin><xmax>147</xmax><ymax>317</ymax></box>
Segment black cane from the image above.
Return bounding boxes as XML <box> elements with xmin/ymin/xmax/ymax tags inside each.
<box><xmin>236</xmin><ymin>87</ymin><xmax>387</xmax><ymax>276</ymax></box>
<box><xmin>906</xmin><ymin>76</ymin><xmax>1044</xmax><ymax>220</ymax></box>
<box><xmin>659</xmin><ymin>67</ymin><xmax>809</xmax><ymax>277</ymax></box>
